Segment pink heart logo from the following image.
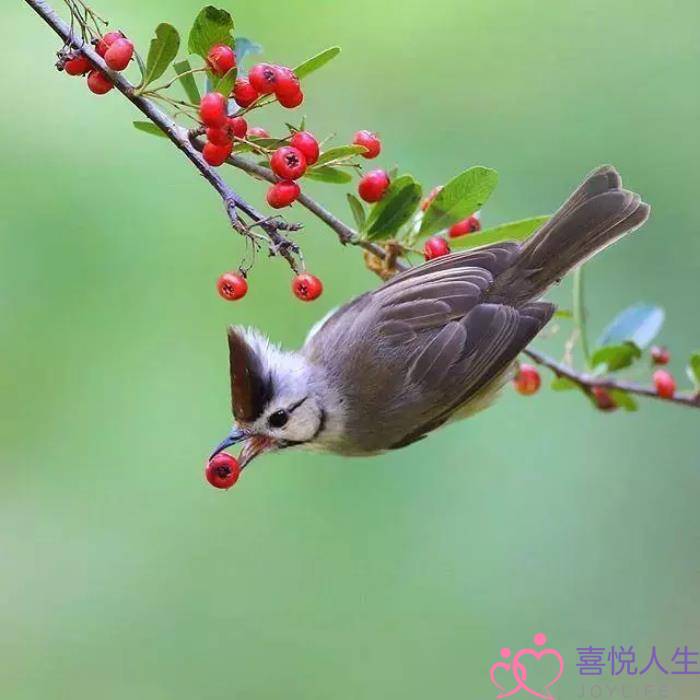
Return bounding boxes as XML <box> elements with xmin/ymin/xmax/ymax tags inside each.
<box><xmin>489</xmin><ymin>647</ymin><xmax>530</xmax><ymax>699</ymax></box>
<box><xmin>512</xmin><ymin>647</ymin><xmax>564</xmax><ymax>699</ymax></box>
<box><xmin>489</xmin><ymin>661</ymin><xmax>522</xmax><ymax>699</ymax></box>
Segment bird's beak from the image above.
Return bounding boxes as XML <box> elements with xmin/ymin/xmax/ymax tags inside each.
<box><xmin>209</xmin><ymin>426</ymin><xmax>246</xmax><ymax>460</ymax></box>
<box><xmin>209</xmin><ymin>427</ymin><xmax>277</xmax><ymax>469</ymax></box>
<box><xmin>238</xmin><ymin>434</ymin><xmax>277</xmax><ymax>468</ymax></box>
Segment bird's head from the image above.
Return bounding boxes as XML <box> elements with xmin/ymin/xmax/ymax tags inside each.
<box><xmin>210</xmin><ymin>327</ymin><xmax>327</xmax><ymax>468</ymax></box>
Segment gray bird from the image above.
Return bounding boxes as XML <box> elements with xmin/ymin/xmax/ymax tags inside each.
<box><xmin>211</xmin><ymin>166</ymin><xmax>650</xmax><ymax>468</ymax></box>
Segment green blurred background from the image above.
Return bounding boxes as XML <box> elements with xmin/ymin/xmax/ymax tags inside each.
<box><xmin>2</xmin><ymin>0</ymin><xmax>699</xmax><ymax>698</ymax></box>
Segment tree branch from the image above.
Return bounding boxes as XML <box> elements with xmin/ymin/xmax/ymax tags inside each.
<box><xmin>25</xmin><ymin>0</ymin><xmax>302</xmax><ymax>272</ymax></box>
<box><xmin>184</xmin><ymin>131</ymin><xmax>407</xmax><ymax>271</ymax></box>
<box><xmin>524</xmin><ymin>348</ymin><xmax>700</xmax><ymax>409</ymax></box>
<box><xmin>224</xmin><ymin>151</ymin><xmax>404</xmax><ymax>266</ymax></box>
<box><xmin>26</xmin><ymin>0</ymin><xmax>408</xmax><ymax>277</ymax></box>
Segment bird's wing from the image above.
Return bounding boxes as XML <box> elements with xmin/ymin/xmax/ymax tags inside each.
<box><xmin>303</xmin><ymin>245</ymin><xmax>554</xmax><ymax>452</ymax></box>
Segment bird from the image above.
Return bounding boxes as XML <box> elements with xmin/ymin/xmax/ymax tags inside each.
<box><xmin>210</xmin><ymin>166</ymin><xmax>650</xmax><ymax>468</ymax></box>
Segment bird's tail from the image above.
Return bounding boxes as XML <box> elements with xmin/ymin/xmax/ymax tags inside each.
<box><xmin>489</xmin><ymin>165</ymin><xmax>650</xmax><ymax>305</ymax></box>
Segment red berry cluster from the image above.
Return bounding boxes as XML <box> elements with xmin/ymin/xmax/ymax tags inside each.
<box><xmin>354</xmin><ymin>132</ymin><xmax>388</xmax><ymax>205</ymax></box>
<box><xmin>245</xmin><ymin>63</ymin><xmax>304</xmax><ymax>108</ymax></box>
<box><xmin>63</xmin><ymin>31</ymin><xmax>134</xmax><ymax>95</ymax></box>
<box><xmin>195</xmin><ymin>54</ymin><xmax>330</xmax><ymax>301</ymax></box>
<box><xmin>199</xmin><ymin>91</ymin><xmax>249</xmax><ymax>166</ymax></box>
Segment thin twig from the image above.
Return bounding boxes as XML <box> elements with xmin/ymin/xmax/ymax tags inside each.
<box><xmin>26</xmin><ymin>0</ymin><xmax>302</xmax><ymax>272</ymax></box>
<box><xmin>573</xmin><ymin>266</ymin><xmax>591</xmax><ymax>366</ymax></box>
<box><xmin>222</xmin><ymin>149</ymin><xmax>408</xmax><ymax>269</ymax></box>
<box><xmin>524</xmin><ymin>348</ymin><xmax>700</xmax><ymax>409</ymax></box>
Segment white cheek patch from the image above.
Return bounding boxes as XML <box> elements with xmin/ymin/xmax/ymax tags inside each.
<box><xmin>282</xmin><ymin>404</ymin><xmax>321</xmax><ymax>442</ymax></box>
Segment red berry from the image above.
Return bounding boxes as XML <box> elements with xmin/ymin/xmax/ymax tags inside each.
<box><xmin>592</xmin><ymin>386</ymin><xmax>617</xmax><ymax>411</ymax></box>
<box><xmin>290</xmin><ymin>131</ymin><xmax>319</xmax><ymax>166</ymax></box>
<box><xmin>206</xmin><ymin>127</ymin><xmax>232</xmax><ymax>147</ymax></box>
<box><xmin>292</xmin><ymin>273</ymin><xmax>323</xmax><ymax>302</ymax></box>
<box><xmin>421</xmin><ymin>185</ymin><xmax>443</xmax><ymax>212</ymax></box>
<box><xmin>247</xmin><ymin>126</ymin><xmax>269</xmax><ymax>139</ymax></box>
<box><xmin>449</xmin><ymin>215</ymin><xmax>481</xmax><ymax>238</ymax></box>
<box><xmin>270</xmin><ymin>146</ymin><xmax>307</xmax><ymax>180</ymax></box>
<box><xmin>199</xmin><ymin>92</ymin><xmax>228</xmax><ymax>128</ymax></box>
<box><xmin>203</xmin><ymin>141</ymin><xmax>233</xmax><ymax>166</ymax></box>
<box><xmin>232</xmin><ymin>78</ymin><xmax>259</xmax><ymax>108</ymax></box>
<box><xmin>104</xmin><ymin>37</ymin><xmax>134</xmax><ymax>71</ymax></box>
<box><xmin>216</xmin><ymin>271</ymin><xmax>248</xmax><ymax>300</ymax></box>
<box><xmin>206</xmin><ymin>43</ymin><xmax>236</xmax><ymax>76</ymax></box>
<box><xmin>205</xmin><ymin>452</ymin><xmax>241</xmax><ymax>489</ymax></box>
<box><xmin>277</xmin><ymin>88</ymin><xmax>304</xmax><ymax>109</ymax></box>
<box><xmin>96</xmin><ymin>31</ymin><xmax>122</xmax><ymax>57</ymax></box>
<box><xmin>267</xmin><ymin>181</ymin><xmax>301</xmax><ymax>209</ymax></box>
<box><xmin>653</xmin><ymin>369</ymin><xmax>676</xmax><ymax>399</ymax></box>
<box><xmin>650</xmin><ymin>346</ymin><xmax>670</xmax><ymax>365</ymax></box>
<box><xmin>275</xmin><ymin>67</ymin><xmax>301</xmax><ymax>98</ymax></box>
<box><xmin>248</xmin><ymin>63</ymin><xmax>279</xmax><ymax>94</ymax></box>
<box><xmin>64</xmin><ymin>53</ymin><xmax>90</xmax><ymax>76</ymax></box>
<box><xmin>353</xmin><ymin>130</ymin><xmax>381</xmax><ymax>159</ymax></box>
<box><xmin>514</xmin><ymin>364</ymin><xmax>541</xmax><ymax>396</ymax></box>
<box><xmin>358</xmin><ymin>169</ymin><xmax>390</xmax><ymax>203</ymax></box>
<box><xmin>87</xmin><ymin>69</ymin><xmax>113</xmax><ymax>94</ymax></box>
<box><xmin>228</xmin><ymin>116</ymin><xmax>248</xmax><ymax>140</ymax></box>
<box><xmin>423</xmin><ymin>236</ymin><xmax>451</xmax><ymax>260</ymax></box>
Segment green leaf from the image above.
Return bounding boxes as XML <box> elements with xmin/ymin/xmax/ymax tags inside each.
<box><xmin>608</xmin><ymin>389</ymin><xmax>639</xmax><ymax>412</ymax></box>
<box><xmin>597</xmin><ymin>303</ymin><xmax>665</xmax><ymax>349</ymax></box>
<box><xmin>346</xmin><ymin>194</ymin><xmax>366</xmax><ymax>231</ymax></box>
<box><xmin>591</xmin><ymin>342</ymin><xmax>642</xmax><ymax>372</ymax></box>
<box><xmin>304</xmin><ymin>166</ymin><xmax>352</xmax><ymax>184</ymax></box>
<box><xmin>687</xmin><ymin>352</ymin><xmax>700</xmax><ymax>389</ymax></box>
<box><xmin>214</xmin><ymin>66</ymin><xmax>237</xmax><ymax>97</ymax></box>
<box><xmin>294</xmin><ymin>46</ymin><xmax>341</xmax><ymax>80</ymax></box>
<box><xmin>551</xmin><ymin>377</ymin><xmax>578</xmax><ymax>392</ymax></box>
<box><xmin>173</xmin><ymin>60</ymin><xmax>201</xmax><ymax>103</ymax></box>
<box><xmin>133</xmin><ymin>121</ymin><xmax>167</xmax><ymax>138</ymax></box>
<box><xmin>188</xmin><ymin>6</ymin><xmax>234</xmax><ymax>59</ymax></box>
<box><xmin>315</xmin><ymin>145</ymin><xmax>367</xmax><ymax>166</ymax></box>
<box><xmin>143</xmin><ymin>23</ymin><xmax>181</xmax><ymax>87</ymax></box>
<box><xmin>364</xmin><ymin>175</ymin><xmax>423</xmax><ymax>241</ymax></box>
<box><xmin>234</xmin><ymin>37</ymin><xmax>262</xmax><ymax>67</ymax></box>
<box><xmin>420</xmin><ymin>166</ymin><xmax>498</xmax><ymax>237</ymax></box>
<box><xmin>449</xmin><ymin>215</ymin><xmax>550</xmax><ymax>250</ymax></box>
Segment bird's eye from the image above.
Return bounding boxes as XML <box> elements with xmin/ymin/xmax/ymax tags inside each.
<box><xmin>268</xmin><ymin>410</ymin><xmax>289</xmax><ymax>429</ymax></box>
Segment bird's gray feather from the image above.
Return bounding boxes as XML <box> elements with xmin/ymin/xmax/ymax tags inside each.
<box><xmin>302</xmin><ymin>252</ymin><xmax>553</xmax><ymax>454</ymax></box>
<box><xmin>296</xmin><ymin>166</ymin><xmax>648</xmax><ymax>455</ymax></box>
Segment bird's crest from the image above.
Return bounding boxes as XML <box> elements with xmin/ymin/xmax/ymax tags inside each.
<box><xmin>227</xmin><ymin>327</ymin><xmax>273</xmax><ymax>422</ymax></box>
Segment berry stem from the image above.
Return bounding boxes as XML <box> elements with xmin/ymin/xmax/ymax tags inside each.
<box><xmin>573</xmin><ymin>266</ymin><xmax>591</xmax><ymax>367</ymax></box>
<box><xmin>144</xmin><ymin>67</ymin><xmax>208</xmax><ymax>95</ymax></box>
<box><xmin>523</xmin><ymin>348</ymin><xmax>700</xmax><ymax>409</ymax></box>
